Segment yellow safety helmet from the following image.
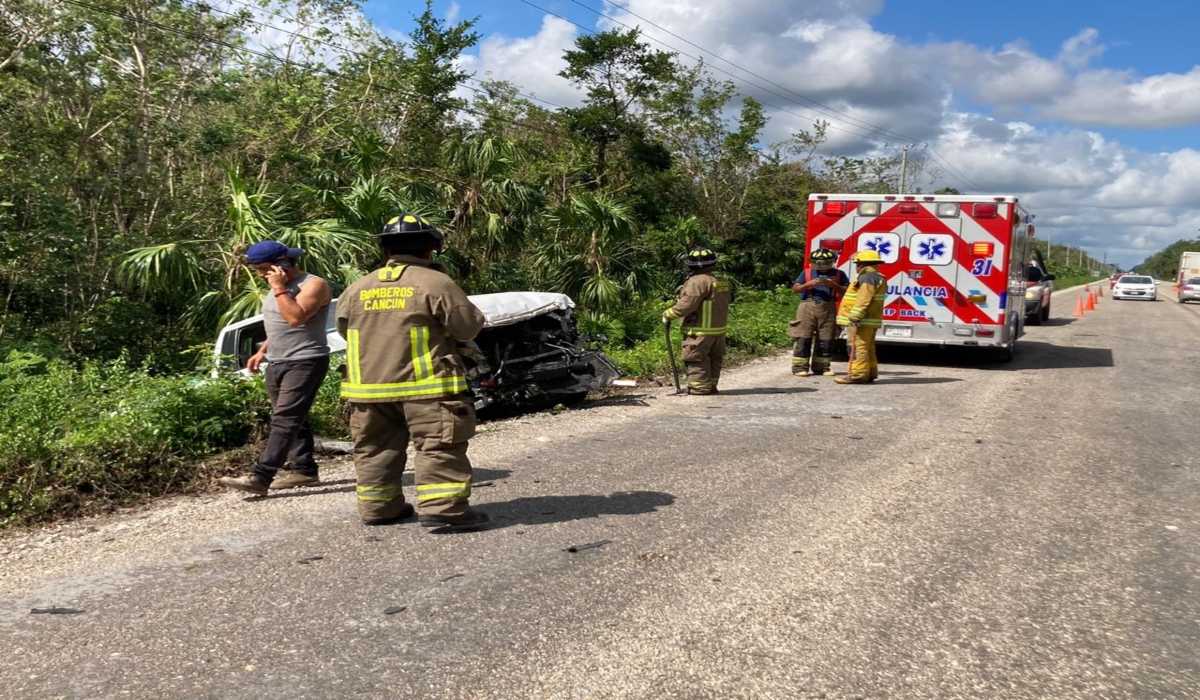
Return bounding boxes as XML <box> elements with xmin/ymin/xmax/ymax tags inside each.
<box><xmin>853</xmin><ymin>249</ymin><xmax>883</xmax><ymax>264</ymax></box>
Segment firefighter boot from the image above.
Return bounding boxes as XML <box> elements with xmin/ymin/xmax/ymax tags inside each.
<box><xmin>269</xmin><ymin>472</ymin><xmax>320</xmax><ymax>490</ymax></box>
<box><xmin>219</xmin><ymin>474</ymin><xmax>269</xmax><ymax>496</ymax></box>
<box><xmin>363</xmin><ymin>502</ymin><xmax>416</xmax><ymax>526</ymax></box>
<box><xmin>419</xmin><ymin>509</ymin><xmax>490</xmax><ymax>533</ymax></box>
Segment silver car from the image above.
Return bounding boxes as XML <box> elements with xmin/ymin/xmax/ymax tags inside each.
<box><xmin>1180</xmin><ymin>277</ymin><xmax>1200</xmax><ymax>304</ymax></box>
<box><xmin>1112</xmin><ymin>275</ymin><xmax>1157</xmax><ymax>301</ymax></box>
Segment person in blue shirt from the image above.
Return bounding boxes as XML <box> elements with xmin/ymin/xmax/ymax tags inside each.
<box><xmin>788</xmin><ymin>248</ymin><xmax>849</xmax><ymax>377</ymax></box>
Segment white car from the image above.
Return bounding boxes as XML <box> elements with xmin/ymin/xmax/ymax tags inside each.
<box><xmin>1112</xmin><ymin>275</ymin><xmax>1157</xmax><ymax>301</ymax></box>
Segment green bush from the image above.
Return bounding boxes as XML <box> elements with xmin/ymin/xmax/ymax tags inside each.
<box><xmin>606</xmin><ymin>286</ymin><xmax>796</xmax><ymax>378</ymax></box>
<box><xmin>0</xmin><ymin>354</ymin><xmax>269</xmax><ymax>527</ymax></box>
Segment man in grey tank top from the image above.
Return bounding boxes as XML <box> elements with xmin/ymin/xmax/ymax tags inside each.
<box><xmin>220</xmin><ymin>240</ymin><xmax>333</xmax><ymax>496</ymax></box>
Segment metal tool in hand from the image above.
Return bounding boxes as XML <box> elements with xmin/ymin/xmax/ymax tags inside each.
<box><xmin>662</xmin><ymin>318</ymin><xmax>684</xmax><ymax>394</ymax></box>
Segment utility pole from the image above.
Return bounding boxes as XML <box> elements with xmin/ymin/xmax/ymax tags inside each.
<box><xmin>898</xmin><ymin>144</ymin><xmax>913</xmax><ymax>194</ymax></box>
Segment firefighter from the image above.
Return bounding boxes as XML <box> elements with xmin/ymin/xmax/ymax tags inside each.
<box><xmin>835</xmin><ymin>249</ymin><xmax>886</xmax><ymax>384</ymax></box>
<box><xmin>335</xmin><ymin>213</ymin><xmax>489</xmax><ymax>531</ymax></box>
<box><xmin>789</xmin><ymin>248</ymin><xmax>849</xmax><ymax>377</ymax></box>
<box><xmin>662</xmin><ymin>247</ymin><xmax>732</xmax><ymax>395</ymax></box>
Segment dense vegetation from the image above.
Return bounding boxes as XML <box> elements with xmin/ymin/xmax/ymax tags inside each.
<box><xmin>0</xmin><ymin>1</ymin><xmax>1153</xmax><ymax>528</ymax></box>
<box><xmin>1133</xmin><ymin>239</ymin><xmax>1200</xmax><ymax>281</ymax></box>
<box><xmin>0</xmin><ymin>1</ymin><xmax>970</xmax><ymax>526</ymax></box>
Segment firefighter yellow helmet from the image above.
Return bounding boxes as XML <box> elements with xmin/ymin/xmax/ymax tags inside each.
<box><xmin>810</xmin><ymin>247</ymin><xmax>837</xmax><ymax>270</ymax></box>
<box><xmin>686</xmin><ymin>247</ymin><xmax>718</xmax><ymax>269</ymax></box>
<box><xmin>853</xmin><ymin>249</ymin><xmax>884</xmax><ymax>264</ymax></box>
<box><xmin>377</xmin><ymin>213</ymin><xmax>444</xmax><ymax>252</ymax></box>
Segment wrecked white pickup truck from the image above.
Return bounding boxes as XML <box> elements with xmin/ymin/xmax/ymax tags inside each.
<box><xmin>213</xmin><ymin>291</ymin><xmax>622</xmax><ymax>412</ymax></box>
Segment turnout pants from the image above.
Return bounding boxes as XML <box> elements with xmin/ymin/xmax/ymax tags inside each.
<box><xmin>349</xmin><ymin>396</ymin><xmax>477</xmax><ymax>522</ymax></box>
<box><xmin>682</xmin><ymin>335</ymin><xmax>726</xmax><ymax>394</ymax></box>
<box><xmin>788</xmin><ymin>300</ymin><xmax>837</xmax><ymax>373</ymax></box>
<box><xmin>847</xmin><ymin>326</ymin><xmax>879</xmax><ymax>381</ymax></box>
<box><xmin>252</xmin><ymin>356</ymin><xmax>329</xmax><ymax>483</ymax></box>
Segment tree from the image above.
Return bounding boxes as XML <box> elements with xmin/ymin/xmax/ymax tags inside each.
<box><xmin>559</xmin><ymin>28</ymin><xmax>676</xmax><ymax>188</ymax></box>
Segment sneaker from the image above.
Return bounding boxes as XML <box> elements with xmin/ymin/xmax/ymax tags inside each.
<box><xmin>269</xmin><ymin>472</ymin><xmax>320</xmax><ymax>490</ymax></box>
<box><xmin>822</xmin><ymin>369</ymin><xmax>837</xmax><ymax>377</ymax></box>
<box><xmin>218</xmin><ymin>474</ymin><xmax>269</xmax><ymax>496</ymax></box>
<box><xmin>834</xmin><ymin>377</ymin><xmax>870</xmax><ymax>385</ymax></box>
<box><xmin>362</xmin><ymin>503</ymin><xmax>416</xmax><ymax>526</ymax></box>
<box><xmin>419</xmin><ymin>509</ymin><xmax>490</xmax><ymax>532</ymax></box>
<box><xmin>793</xmin><ymin>369</ymin><xmax>812</xmax><ymax>377</ymax></box>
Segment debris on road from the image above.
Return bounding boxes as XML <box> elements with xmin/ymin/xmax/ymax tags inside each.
<box><xmin>440</xmin><ymin>573</ymin><xmax>465</xmax><ymax>582</ymax></box>
<box><xmin>566</xmin><ymin>539</ymin><xmax>612</xmax><ymax>553</ymax></box>
<box><xmin>383</xmin><ymin>606</ymin><xmax>407</xmax><ymax>615</ymax></box>
<box><xmin>31</xmin><ymin>607</ymin><xmax>85</xmax><ymax>615</ymax></box>
<box><xmin>297</xmin><ymin>555</ymin><xmax>325</xmax><ymax>564</ymax></box>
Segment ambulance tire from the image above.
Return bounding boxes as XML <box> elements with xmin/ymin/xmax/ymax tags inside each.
<box><xmin>993</xmin><ymin>335</ymin><xmax>1016</xmax><ymax>363</ymax></box>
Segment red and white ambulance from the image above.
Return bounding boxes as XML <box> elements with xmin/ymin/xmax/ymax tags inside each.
<box><xmin>804</xmin><ymin>194</ymin><xmax>1037</xmax><ymax>361</ymax></box>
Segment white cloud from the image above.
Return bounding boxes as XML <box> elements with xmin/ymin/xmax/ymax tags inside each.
<box><xmin>460</xmin><ymin>15</ymin><xmax>580</xmax><ymax>106</ymax></box>
<box><xmin>445</xmin><ymin>0</ymin><xmax>1200</xmax><ymax>266</ymax></box>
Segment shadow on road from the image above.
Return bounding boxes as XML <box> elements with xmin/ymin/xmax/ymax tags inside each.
<box><xmin>876</xmin><ymin>377</ymin><xmax>963</xmax><ymax>385</ymax></box>
<box><xmin>250</xmin><ymin>469</ymin><xmax>516</xmax><ymax>502</ymax></box>
<box><xmin>715</xmin><ymin>387</ymin><xmax>818</xmax><ymax>396</ymax></box>
<box><xmin>484</xmin><ymin>490</ymin><xmax>676</xmax><ymax>530</ymax></box>
<box><xmin>1009</xmin><ymin>341</ymin><xmax>1115</xmax><ymax>370</ymax></box>
<box><xmin>1041</xmin><ymin>317</ymin><xmax>1078</xmax><ymax>327</ymax></box>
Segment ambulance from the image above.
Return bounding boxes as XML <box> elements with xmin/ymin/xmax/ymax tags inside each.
<box><xmin>804</xmin><ymin>194</ymin><xmax>1038</xmax><ymax>361</ymax></box>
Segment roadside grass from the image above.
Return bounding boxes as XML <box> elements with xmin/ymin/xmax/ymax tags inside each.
<box><xmin>0</xmin><ymin>288</ymin><xmax>799</xmax><ymax>529</ymax></box>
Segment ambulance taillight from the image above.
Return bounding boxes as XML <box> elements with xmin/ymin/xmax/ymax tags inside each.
<box><xmin>897</xmin><ymin>203</ymin><xmax>921</xmax><ymax>214</ymax></box>
<box><xmin>972</xmin><ymin>203</ymin><xmax>998</xmax><ymax>218</ymax></box>
<box><xmin>824</xmin><ymin>201</ymin><xmax>846</xmax><ymax>215</ymax></box>
<box><xmin>819</xmin><ymin>239</ymin><xmax>844</xmax><ymax>251</ymax></box>
<box><xmin>971</xmin><ymin>243</ymin><xmax>994</xmax><ymax>257</ymax></box>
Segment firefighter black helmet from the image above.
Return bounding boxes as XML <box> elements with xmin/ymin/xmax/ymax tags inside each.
<box><xmin>685</xmin><ymin>247</ymin><xmax>718</xmax><ymax>269</ymax></box>
<box><xmin>810</xmin><ymin>247</ymin><xmax>837</xmax><ymax>270</ymax></box>
<box><xmin>377</xmin><ymin>213</ymin><xmax>445</xmax><ymax>251</ymax></box>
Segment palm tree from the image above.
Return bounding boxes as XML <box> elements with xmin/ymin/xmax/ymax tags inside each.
<box><xmin>532</xmin><ymin>192</ymin><xmax>657</xmax><ymax>312</ymax></box>
<box><xmin>118</xmin><ymin>168</ymin><xmax>383</xmax><ymax>333</ymax></box>
<box><xmin>441</xmin><ymin>136</ymin><xmax>542</xmax><ymax>270</ymax></box>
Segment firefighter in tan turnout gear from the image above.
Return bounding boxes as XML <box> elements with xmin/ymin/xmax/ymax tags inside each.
<box><xmin>335</xmin><ymin>214</ymin><xmax>489</xmax><ymax>531</ymax></box>
<box><xmin>835</xmin><ymin>249</ymin><xmax>887</xmax><ymax>385</ymax></box>
<box><xmin>662</xmin><ymin>248</ymin><xmax>732</xmax><ymax>395</ymax></box>
<box><xmin>789</xmin><ymin>247</ymin><xmax>849</xmax><ymax>377</ymax></box>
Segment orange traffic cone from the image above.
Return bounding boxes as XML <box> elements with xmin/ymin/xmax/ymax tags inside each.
<box><xmin>1085</xmin><ymin>282</ymin><xmax>1091</xmax><ymax>292</ymax></box>
<box><xmin>1072</xmin><ymin>297</ymin><xmax>1086</xmax><ymax>317</ymax></box>
<box><xmin>1098</xmin><ymin>284</ymin><xmax>1104</xmax><ymax>298</ymax></box>
<box><xmin>1084</xmin><ymin>292</ymin><xmax>1096</xmax><ymax>311</ymax></box>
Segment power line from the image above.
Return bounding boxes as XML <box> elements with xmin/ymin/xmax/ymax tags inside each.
<box><xmin>517</xmin><ymin>0</ymin><xmax>894</xmax><ymax>144</ymax></box>
<box><xmin>557</xmin><ymin>0</ymin><xmax>987</xmax><ymax>192</ymax></box>
<box><xmin>59</xmin><ymin>0</ymin><xmax>569</xmax><ymax>143</ymax></box>
<box><xmin>213</xmin><ymin>0</ymin><xmax>570</xmax><ymax>113</ymax></box>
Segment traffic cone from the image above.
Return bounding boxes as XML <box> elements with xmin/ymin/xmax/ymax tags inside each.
<box><xmin>1085</xmin><ymin>282</ymin><xmax>1091</xmax><ymax>292</ymax></box>
<box><xmin>1072</xmin><ymin>297</ymin><xmax>1086</xmax><ymax>317</ymax></box>
<box><xmin>1084</xmin><ymin>293</ymin><xmax>1096</xmax><ymax>311</ymax></box>
<box><xmin>1098</xmin><ymin>285</ymin><xmax>1104</xmax><ymax>298</ymax></box>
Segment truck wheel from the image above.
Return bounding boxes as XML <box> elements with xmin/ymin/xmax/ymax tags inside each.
<box><xmin>1040</xmin><ymin>302</ymin><xmax>1050</xmax><ymax>322</ymax></box>
<box><xmin>1026</xmin><ymin>310</ymin><xmax>1042</xmax><ymax>326</ymax></box>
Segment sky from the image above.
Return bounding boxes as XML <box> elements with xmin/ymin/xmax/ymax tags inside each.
<box><xmin>346</xmin><ymin>0</ymin><xmax>1200</xmax><ymax>269</ymax></box>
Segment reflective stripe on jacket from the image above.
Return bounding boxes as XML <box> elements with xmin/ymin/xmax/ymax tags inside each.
<box><xmin>664</xmin><ymin>271</ymin><xmax>732</xmax><ymax>336</ymax></box>
<box><xmin>336</xmin><ymin>256</ymin><xmax>485</xmax><ymax>402</ymax></box>
<box><xmin>836</xmin><ymin>267</ymin><xmax>886</xmax><ymax>327</ymax></box>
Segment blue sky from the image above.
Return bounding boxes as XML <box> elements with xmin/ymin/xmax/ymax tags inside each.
<box><xmin>351</xmin><ymin>0</ymin><xmax>1200</xmax><ymax>267</ymax></box>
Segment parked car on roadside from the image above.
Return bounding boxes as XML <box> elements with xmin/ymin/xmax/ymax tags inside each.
<box><xmin>1109</xmin><ymin>272</ymin><xmax>1123</xmax><ymax>288</ymax></box>
<box><xmin>213</xmin><ymin>292</ymin><xmax>622</xmax><ymax>413</ymax></box>
<box><xmin>1112</xmin><ymin>275</ymin><xmax>1158</xmax><ymax>301</ymax></box>
<box><xmin>1024</xmin><ymin>248</ymin><xmax>1055</xmax><ymax>325</ymax></box>
<box><xmin>1179</xmin><ymin>277</ymin><xmax>1200</xmax><ymax>304</ymax></box>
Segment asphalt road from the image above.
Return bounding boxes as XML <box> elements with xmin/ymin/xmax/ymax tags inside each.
<box><xmin>2</xmin><ymin>283</ymin><xmax>1197</xmax><ymax>700</ymax></box>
